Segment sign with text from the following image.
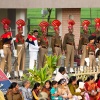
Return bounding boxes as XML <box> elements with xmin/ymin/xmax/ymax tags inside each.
<box><xmin>0</xmin><ymin>69</ymin><xmax>11</xmax><ymax>93</ymax></box>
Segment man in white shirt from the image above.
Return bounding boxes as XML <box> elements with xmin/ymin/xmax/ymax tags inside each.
<box><xmin>26</xmin><ymin>30</ymin><xmax>40</xmax><ymax>69</ymax></box>
<box><xmin>54</xmin><ymin>67</ymin><xmax>69</xmax><ymax>83</ymax></box>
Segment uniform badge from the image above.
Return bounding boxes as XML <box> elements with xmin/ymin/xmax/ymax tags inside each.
<box><xmin>29</xmin><ymin>38</ymin><xmax>32</xmax><ymax>41</ymax></box>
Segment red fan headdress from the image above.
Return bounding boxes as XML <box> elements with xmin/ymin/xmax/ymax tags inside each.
<box><xmin>16</xmin><ymin>19</ymin><xmax>25</xmax><ymax>31</ymax></box>
<box><xmin>68</xmin><ymin>20</ymin><xmax>75</xmax><ymax>29</ymax></box>
<box><xmin>51</xmin><ymin>20</ymin><xmax>61</xmax><ymax>31</ymax></box>
<box><xmin>39</xmin><ymin>21</ymin><xmax>49</xmax><ymax>32</ymax></box>
<box><xmin>1</xmin><ymin>18</ymin><xmax>11</xmax><ymax>30</ymax></box>
<box><xmin>82</xmin><ymin>20</ymin><xmax>90</xmax><ymax>31</ymax></box>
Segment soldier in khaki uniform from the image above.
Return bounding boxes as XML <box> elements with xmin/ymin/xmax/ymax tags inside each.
<box><xmin>1</xmin><ymin>18</ymin><xmax>12</xmax><ymax>78</ymax></box>
<box><xmin>14</xmin><ymin>19</ymin><xmax>26</xmax><ymax>78</ymax></box>
<box><xmin>38</xmin><ymin>21</ymin><xmax>49</xmax><ymax>69</ymax></box>
<box><xmin>94</xmin><ymin>18</ymin><xmax>100</xmax><ymax>42</ymax></box>
<box><xmin>63</xmin><ymin>20</ymin><xmax>75</xmax><ymax>73</ymax></box>
<box><xmin>51</xmin><ymin>20</ymin><xmax>62</xmax><ymax>66</ymax></box>
<box><xmin>85</xmin><ymin>35</ymin><xmax>96</xmax><ymax>69</ymax></box>
<box><xmin>78</xmin><ymin>20</ymin><xmax>90</xmax><ymax>71</ymax></box>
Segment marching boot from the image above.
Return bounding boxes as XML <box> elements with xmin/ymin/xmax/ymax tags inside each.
<box><xmin>70</xmin><ymin>68</ymin><xmax>75</xmax><ymax>73</ymax></box>
<box><xmin>6</xmin><ymin>72</ymin><xmax>11</xmax><ymax>79</ymax></box>
<box><xmin>14</xmin><ymin>71</ymin><xmax>19</xmax><ymax>79</ymax></box>
<box><xmin>80</xmin><ymin>66</ymin><xmax>84</xmax><ymax>72</ymax></box>
<box><xmin>19</xmin><ymin>70</ymin><xmax>23</xmax><ymax>80</ymax></box>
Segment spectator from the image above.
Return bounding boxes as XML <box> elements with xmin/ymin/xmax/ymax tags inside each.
<box><xmin>40</xmin><ymin>80</ymin><xmax>51</xmax><ymax>100</ymax></box>
<box><xmin>77</xmin><ymin>79</ymin><xmax>90</xmax><ymax>100</ymax></box>
<box><xmin>58</xmin><ymin>78</ymin><xmax>72</xmax><ymax>100</ymax></box>
<box><xmin>6</xmin><ymin>82</ymin><xmax>23</xmax><ymax>100</ymax></box>
<box><xmin>50</xmin><ymin>81</ymin><xmax>62</xmax><ymax>100</ymax></box>
<box><xmin>32</xmin><ymin>82</ymin><xmax>41</xmax><ymax>100</ymax></box>
<box><xmin>20</xmin><ymin>80</ymin><xmax>32</xmax><ymax>100</ymax></box>
<box><xmin>68</xmin><ymin>76</ymin><xmax>83</xmax><ymax>100</ymax></box>
<box><xmin>54</xmin><ymin>67</ymin><xmax>69</xmax><ymax>83</ymax></box>
<box><xmin>95</xmin><ymin>73</ymin><xmax>100</xmax><ymax>88</ymax></box>
<box><xmin>85</xmin><ymin>75</ymin><xmax>100</xmax><ymax>100</ymax></box>
<box><xmin>0</xmin><ymin>90</ymin><xmax>5</xmax><ymax>100</ymax></box>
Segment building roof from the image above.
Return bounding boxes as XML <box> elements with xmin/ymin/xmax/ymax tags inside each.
<box><xmin>0</xmin><ymin>0</ymin><xmax>100</xmax><ymax>8</ymax></box>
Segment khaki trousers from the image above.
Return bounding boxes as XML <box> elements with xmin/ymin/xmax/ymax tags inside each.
<box><xmin>3</xmin><ymin>46</ymin><xmax>11</xmax><ymax>73</ymax></box>
<box><xmin>15</xmin><ymin>45</ymin><xmax>25</xmax><ymax>71</ymax></box>
<box><xmin>89</xmin><ymin>54</ymin><xmax>96</xmax><ymax>68</ymax></box>
<box><xmin>54</xmin><ymin>47</ymin><xmax>61</xmax><ymax>66</ymax></box>
<box><xmin>0</xmin><ymin>58</ymin><xmax>5</xmax><ymax>72</ymax></box>
<box><xmin>80</xmin><ymin>45</ymin><xmax>87</xmax><ymax>66</ymax></box>
<box><xmin>38</xmin><ymin>48</ymin><xmax>48</xmax><ymax>69</ymax></box>
<box><xmin>65</xmin><ymin>44</ymin><xmax>74</xmax><ymax>68</ymax></box>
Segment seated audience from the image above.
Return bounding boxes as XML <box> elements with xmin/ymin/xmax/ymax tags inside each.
<box><xmin>84</xmin><ymin>75</ymin><xmax>100</xmax><ymax>100</ymax></box>
<box><xmin>77</xmin><ymin>79</ymin><xmax>90</xmax><ymax>100</ymax></box>
<box><xmin>58</xmin><ymin>78</ymin><xmax>72</xmax><ymax>100</ymax></box>
<box><xmin>68</xmin><ymin>76</ymin><xmax>84</xmax><ymax>100</ymax></box>
<box><xmin>95</xmin><ymin>73</ymin><xmax>100</xmax><ymax>88</ymax></box>
<box><xmin>40</xmin><ymin>80</ymin><xmax>51</xmax><ymax>100</ymax></box>
<box><xmin>20</xmin><ymin>80</ymin><xmax>32</xmax><ymax>100</ymax></box>
<box><xmin>6</xmin><ymin>82</ymin><xmax>23</xmax><ymax>100</ymax></box>
<box><xmin>50</xmin><ymin>81</ymin><xmax>62</xmax><ymax>100</ymax></box>
<box><xmin>32</xmin><ymin>82</ymin><xmax>41</xmax><ymax>100</ymax></box>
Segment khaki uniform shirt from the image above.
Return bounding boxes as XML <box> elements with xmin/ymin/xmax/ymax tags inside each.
<box><xmin>86</xmin><ymin>43</ymin><xmax>96</xmax><ymax>57</ymax></box>
<box><xmin>78</xmin><ymin>33</ymin><xmax>90</xmax><ymax>50</ymax></box>
<box><xmin>51</xmin><ymin>34</ymin><xmax>62</xmax><ymax>53</ymax></box>
<box><xmin>39</xmin><ymin>36</ymin><xmax>48</xmax><ymax>48</ymax></box>
<box><xmin>63</xmin><ymin>33</ymin><xmax>75</xmax><ymax>51</ymax></box>
<box><xmin>15</xmin><ymin>33</ymin><xmax>25</xmax><ymax>49</ymax></box>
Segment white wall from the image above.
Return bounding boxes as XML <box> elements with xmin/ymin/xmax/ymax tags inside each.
<box><xmin>0</xmin><ymin>0</ymin><xmax>99</xmax><ymax>8</ymax></box>
<box><xmin>16</xmin><ymin>9</ymin><xmax>27</xmax><ymax>37</ymax></box>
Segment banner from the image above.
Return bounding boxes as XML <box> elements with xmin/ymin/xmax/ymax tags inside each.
<box><xmin>0</xmin><ymin>69</ymin><xmax>11</xmax><ymax>93</ymax></box>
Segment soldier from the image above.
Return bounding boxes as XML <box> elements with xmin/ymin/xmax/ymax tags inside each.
<box><xmin>63</xmin><ymin>20</ymin><xmax>75</xmax><ymax>73</ymax></box>
<box><xmin>94</xmin><ymin>18</ymin><xmax>100</xmax><ymax>42</ymax></box>
<box><xmin>38</xmin><ymin>21</ymin><xmax>49</xmax><ymax>69</ymax></box>
<box><xmin>85</xmin><ymin>35</ymin><xmax>96</xmax><ymax>69</ymax></box>
<box><xmin>14</xmin><ymin>19</ymin><xmax>26</xmax><ymax>78</ymax></box>
<box><xmin>1</xmin><ymin>18</ymin><xmax>12</xmax><ymax>78</ymax></box>
<box><xmin>78</xmin><ymin>20</ymin><xmax>90</xmax><ymax>72</ymax></box>
<box><xmin>26</xmin><ymin>30</ymin><xmax>40</xmax><ymax>69</ymax></box>
<box><xmin>51</xmin><ymin>20</ymin><xmax>62</xmax><ymax>66</ymax></box>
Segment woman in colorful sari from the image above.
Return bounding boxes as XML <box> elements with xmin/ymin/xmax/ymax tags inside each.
<box><xmin>84</xmin><ymin>75</ymin><xmax>100</xmax><ymax>100</ymax></box>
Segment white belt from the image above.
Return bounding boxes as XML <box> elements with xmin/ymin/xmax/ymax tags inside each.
<box><xmin>17</xmin><ymin>44</ymin><xmax>23</xmax><ymax>46</ymax></box>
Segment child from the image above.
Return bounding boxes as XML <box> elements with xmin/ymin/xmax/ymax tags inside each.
<box><xmin>32</xmin><ymin>82</ymin><xmax>41</xmax><ymax>100</ymax></box>
<box><xmin>50</xmin><ymin>81</ymin><xmax>62</xmax><ymax>100</ymax></box>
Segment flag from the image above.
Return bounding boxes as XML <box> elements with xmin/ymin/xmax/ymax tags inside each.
<box><xmin>0</xmin><ymin>69</ymin><xmax>11</xmax><ymax>93</ymax></box>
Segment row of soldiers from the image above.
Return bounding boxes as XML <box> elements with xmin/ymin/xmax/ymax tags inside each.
<box><xmin>0</xmin><ymin>18</ymin><xmax>100</xmax><ymax>78</ymax></box>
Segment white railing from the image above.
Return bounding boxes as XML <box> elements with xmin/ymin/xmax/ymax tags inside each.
<box><xmin>71</xmin><ymin>66</ymin><xmax>100</xmax><ymax>80</ymax></box>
